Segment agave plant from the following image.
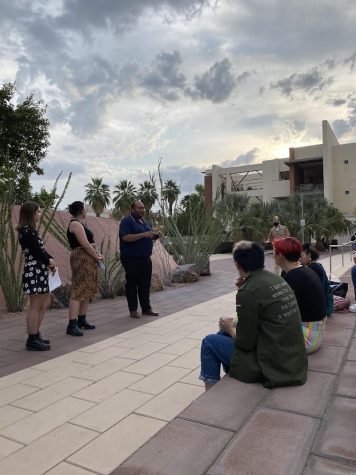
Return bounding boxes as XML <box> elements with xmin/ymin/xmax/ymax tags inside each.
<box><xmin>98</xmin><ymin>238</ymin><xmax>125</xmax><ymax>299</ymax></box>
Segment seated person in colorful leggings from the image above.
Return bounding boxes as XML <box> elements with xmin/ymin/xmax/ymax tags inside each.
<box><xmin>200</xmin><ymin>241</ymin><xmax>308</xmax><ymax>390</ymax></box>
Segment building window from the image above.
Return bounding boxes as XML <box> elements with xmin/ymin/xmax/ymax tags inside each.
<box><xmin>345</xmin><ymin>191</ymin><xmax>350</xmax><ymax>194</ymax></box>
<box><xmin>344</xmin><ymin>160</ymin><xmax>349</xmax><ymax>164</ymax></box>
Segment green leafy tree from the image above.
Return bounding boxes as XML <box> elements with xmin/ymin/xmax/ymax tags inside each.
<box><xmin>0</xmin><ymin>82</ymin><xmax>50</xmax><ymax>202</ymax></box>
<box><xmin>138</xmin><ymin>179</ymin><xmax>158</xmax><ymax>212</ymax></box>
<box><xmin>32</xmin><ymin>186</ymin><xmax>58</xmax><ymax>209</ymax></box>
<box><xmin>162</xmin><ymin>179</ymin><xmax>180</xmax><ymax>215</ymax></box>
<box><xmin>84</xmin><ymin>177</ymin><xmax>111</xmax><ymax>217</ymax></box>
<box><xmin>113</xmin><ymin>179</ymin><xmax>137</xmax><ymax>217</ymax></box>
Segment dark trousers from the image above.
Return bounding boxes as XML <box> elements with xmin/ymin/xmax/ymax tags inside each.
<box><xmin>121</xmin><ymin>256</ymin><xmax>152</xmax><ymax>312</ymax></box>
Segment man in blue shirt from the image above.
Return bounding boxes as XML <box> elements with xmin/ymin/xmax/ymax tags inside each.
<box><xmin>119</xmin><ymin>201</ymin><xmax>159</xmax><ymax>318</ymax></box>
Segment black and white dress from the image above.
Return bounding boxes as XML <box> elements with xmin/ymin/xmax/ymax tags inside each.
<box><xmin>18</xmin><ymin>225</ymin><xmax>53</xmax><ymax>295</ymax></box>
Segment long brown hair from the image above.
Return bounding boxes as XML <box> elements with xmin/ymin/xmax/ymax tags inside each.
<box><xmin>17</xmin><ymin>201</ymin><xmax>40</xmax><ymax>232</ymax></box>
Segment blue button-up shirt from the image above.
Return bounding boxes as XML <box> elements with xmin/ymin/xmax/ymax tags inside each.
<box><xmin>119</xmin><ymin>214</ymin><xmax>153</xmax><ymax>259</ymax></box>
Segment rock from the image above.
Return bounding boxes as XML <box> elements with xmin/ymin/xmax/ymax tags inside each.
<box><xmin>51</xmin><ymin>282</ymin><xmax>71</xmax><ymax>308</ymax></box>
<box><xmin>151</xmin><ymin>273</ymin><xmax>164</xmax><ymax>292</ymax></box>
<box><xmin>171</xmin><ymin>264</ymin><xmax>198</xmax><ymax>284</ymax></box>
<box><xmin>198</xmin><ymin>258</ymin><xmax>211</xmax><ymax>276</ymax></box>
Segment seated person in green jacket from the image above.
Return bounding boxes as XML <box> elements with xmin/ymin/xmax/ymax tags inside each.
<box><xmin>200</xmin><ymin>241</ymin><xmax>308</xmax><ymax>390</ymax></box>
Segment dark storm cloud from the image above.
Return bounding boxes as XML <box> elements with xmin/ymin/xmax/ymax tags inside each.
<box><xmin>186</xmin><ymin>58</ymin><xmax>236</xmax><ymax>102</ymax></box>
<box><xmin>141</xmin><ymin>51</ymin><xmax>186</xmax><ymax>101</ymax></box>
<box><xmin>327</xmin><ymin>98</ymin><xmax>347</xmax><ymax>107</ymax></box>
<box><xmin>57</xmin><ymin>0</ymin><xmax>216</xmax><ymax>34</ymax></box>
<box><xmin>332</xmin><ymin>119</ymin><xmax>351</xmax><ymax>137</ymax></box>
<box><xmin>332</xmin><ymin>95</ymin><xmax>356</xmax><ymax>137</ymax></box>
<box><xmin>221</xmin><ymin>148</ymin><xmax>259</xmax><ymax>168</ymax></box>
<box><xmin>270</xmin><ymin>69</ymin><xmax>334</xmax><ymax>97</ymax></box>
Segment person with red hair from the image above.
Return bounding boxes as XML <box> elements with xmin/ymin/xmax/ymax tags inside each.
<box><xmin>273</xmin><ymin>237</ymin><xmax>327</xmax><ymax>353</ymax></box>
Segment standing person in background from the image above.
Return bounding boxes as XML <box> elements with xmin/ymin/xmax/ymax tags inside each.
<box><xmin>352</xmin><ymin>250</ymin><xmax>356</xmax><ymax>301</ymax></box>
<box><xmin>17</xmin><ymin>201</ymin><xmax>56</xmax><ymax>351</ymax></box>
<box><xmin>66</xmin><ymin>201</ymin><xmax>103</xmax><ymax>336</ymax></box>
<box><xmin>267</xmin><ymin>216</ymin><xmax>290</xmax><ymax>274</ymax></box>
<box><xmin>119</xmin><ymin>201</ymin><xmax>159</xmax><ymax>319</ymax></box>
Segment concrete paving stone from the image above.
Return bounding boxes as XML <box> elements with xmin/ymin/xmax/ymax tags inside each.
<box><xmin>46</xmin><ymin>462</ymin><xmax>97</xmax><ymax>474</ymax></box>
<box><xmin>123</xmin><ymin>352</ymin><xmax>178</xmax><ymax>376</ymax></box>
<box><xmin>68</xmin><ymin>414</ymin><xmax>166</xmax><ymax>474</ymax></box>
<box><xmin>31</xmin><ymin>353</ymin><xmax>83</xmax><ymax>371</ymax></box>
<box><xmin>0</xmin><ymin>405</ymin><xmax>33</xmax><ymax>430</ymax></box>
<box><xmin>208</xmin><ymin>408</ymin><xmax>319</xmax><ymax>475</ymax></box>
<box><xmin>179</xmin><ymin>367</ymin><xmax>205</xmax><ymax>386</ymax></box>
<box><xmin>0</xmin><ymin>367</ymin><xmax>44</xmax><ymax>390</ymax></box>
<box><xmin>0</xmin><ymin>436</ymin><xmax>23</xmax><ymax>460</ymax></box>
<box><xmin>347</xmin><ymin>338</ymin><xmax>356</xmax><ymax>361</ymax></box>
<box><xmin>112</xmin><ymin>418</ymin><xmax>234</xmax><ymax>475</ymax></box>
<box><xmin>135</xmin><ymin>382</ymin><xmax>205</xmax><ymax>421</ymax></box>
<box><xmin>128</xmin><ymin>365</ymin><xmax>191</xmax><ymax>395</ymax></box>
<box><xmin>157</xmin><ymin>337</ymin><xmax>200</xmax><ymax>356</ymax></box>
<box><xmin>303</xmin><ymin>455</ymin><xmax>356</xmax><ymax>474</ymax></box>
<box><xmin>1</xmin><ymin>396</ymin><xmax>95</xmax><ymax>444</ymax></box>
<box><xmin>150</xmin><ymin>331</ymin><xmax>194</xmax><ymax>344</ymax></box>
<box><xmin>0</xmin><ymin>422</ymin><xmax>97</xmax><ymax>475</ymax></box>
<box><xmin>70</xmin><ymin>346</ymin><xmax>131</xmax><ymax>365</ymax></box>
<box><xmin>326</xmin><ymin>314</ymin><xmax>356</xmax><ymax>329</ymax></box>
<box><xmin>71</xmin><ymin>388</ymin><xmax>153</xmax><ymax>432</ymax></box>
<box><xmin>74</xmin><ymin>337</ymin><xmax>124</xmax><ymax>353</ymax></box>
<box><xmin>308</xmin><ymin>344</ymin><xmax>346</xmax><ymax>373</ymax></box>
<box><xmin>323</xmin><ymin>328</ymin><xmax>354</xmax><ymax>347</ymax></box>
<box><xmin>314</xmin><ymin>395</ymin><xmax>356</xmax><ymax>463</ymax></box>
<box><xmin>336</xmin><ymin>361</ymin><xmax>356</xmax><ymax>397</ymax></box>
<box><xmin>0</xmin><ymin>383</ymin><xmax>39</xmax><ymax>407</ymax></box>
<box><xmin>167</xmin><ymin>348</ymin><xmax>201</xmax><ymax>370</ymax></box>
<box><xmin>262</xmin><ymin>371</ymin><xmax>336</xmax><ymax>417</ymax></box>
<box><xmin>73</xmin><ymin>371</ymin><xmax>143</xmax><ymax>403</ymax></box>
<box><xmin>74</xmin><ymin>357</ymin><xmax>136</xmax><ymax>382</ymax></box>
<box><xmin>181</xmin><ymin>375</ymin><xmax>267</xmax><ymax>431</ymax></box>
<box><xmin>118</xmin><ymin>342</ymin><xmax>170</xmax><ymax>360</ymax></box>
<box><xmin>21</xmin><ymin>362</ymin><xmax>90</xmax><ymax>388</ymax></box>
<box><xmin>12</xmin><ymin>376</ymin><xmax>92</xmax><ymax>412</ymax></box>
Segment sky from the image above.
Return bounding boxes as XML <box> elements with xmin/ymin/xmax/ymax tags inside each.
<box><xmin>1</xmin><ymin>0</ymin><xmax>356</xmax><ymax>205</ymax></box>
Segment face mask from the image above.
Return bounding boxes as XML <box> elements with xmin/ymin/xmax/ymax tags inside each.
<box><xmin>273</xmin><ymin>222</ymin><xmax>279</xmax><ymax>226</ymax></box>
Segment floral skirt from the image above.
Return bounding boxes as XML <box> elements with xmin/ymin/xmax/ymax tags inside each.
<box><xmin>302</xmin><ymin>317</ymin><xmax>327</xmax><ymax>354</ymax></box>
<box><xmin>70</xmin><ymin>248</ymin><xmax>99</xmax><ymax>301</ymax></box>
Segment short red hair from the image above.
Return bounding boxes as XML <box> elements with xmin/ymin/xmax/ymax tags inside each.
<box><xmin>273</xmin><ymin>237</ymin><xmax>302</xmax><ymax>262</ymax></box>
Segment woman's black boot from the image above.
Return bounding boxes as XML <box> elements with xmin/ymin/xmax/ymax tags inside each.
<box><xmin>78</xmin><ymin>314</ymin><xmax>96</xmax><ymax>330</ymax></box>
<box><xmin>26</xmin><ymin>334</ymin><xmax>50</xmax><ymax>351</ymax></box>
<box><xmin>66</xmin><ymin>319</ymin><xmax>83</xmax><ymax>336</ymax></box>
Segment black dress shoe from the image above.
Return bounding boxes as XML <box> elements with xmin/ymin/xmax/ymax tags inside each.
<box><xmin>130</xmin><ymin>311</ymin><xmax>140</xmax><ymax>319</ymax></box>
<box><xmin>66</xmin><ymin>319</ymin><xmax>83</xmax><ymax>336</ymax></box>
<box><xmin>142</xmin><ymin>309</ymin><xmax>159</xmax><ymax>316</ymax></box>
<box><xmin>37</xmin><ymin>332</ymin><xmax>50</xmax><ymax>344</ymax></box>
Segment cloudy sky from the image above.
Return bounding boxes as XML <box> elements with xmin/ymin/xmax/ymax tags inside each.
<box><xmin>1</xmin><ymin>0</ymin><xmax>356</xmax><ymax>204</ymax></box>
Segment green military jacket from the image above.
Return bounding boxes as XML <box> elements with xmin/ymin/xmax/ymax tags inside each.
<box><xmin>229</xmin><ymin>269</ymin><xmax>308</xmax><ymax>388</ymax></box>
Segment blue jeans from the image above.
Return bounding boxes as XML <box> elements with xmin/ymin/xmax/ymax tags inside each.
<box><xmin>200</xmin><ymin>331</ymin><xmax>234</xmax><ymax>385</ymax></box>
<box><xmin>352</xmin><ymin>265</ymin><xmax>356</xmax><ymax>299</ymax></box>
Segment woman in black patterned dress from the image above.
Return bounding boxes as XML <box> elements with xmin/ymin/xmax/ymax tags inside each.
<box><xmin>18</xmin><ymin>201</ymin><xmax>56</xmax><ymax>351</ymax></box>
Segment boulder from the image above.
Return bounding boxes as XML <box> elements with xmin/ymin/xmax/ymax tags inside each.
<box><xmin>171</xmin><ymin>264</ymin><xmax>198</xmax><ymax>284</ymax></box>
<box><xmin>151</xmin><ymin>273</ymin><xmax>164</xmax><ymax>292</ymax></box>
<box><xmin>51</xmin><ymin>282</ymin><xmax>71</xmax><ymax>308</ymax></box>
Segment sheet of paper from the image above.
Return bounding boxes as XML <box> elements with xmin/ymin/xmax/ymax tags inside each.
<box><xmin>48</xmin><ymin>268</ymin><xmax>61</xmax><ymax>292</ymax></box>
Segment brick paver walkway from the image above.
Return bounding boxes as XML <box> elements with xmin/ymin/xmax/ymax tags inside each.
<box><xmin>0</xmin><ymin>252</ymin><xmax>354</xmax><ymax>474</ymax></box>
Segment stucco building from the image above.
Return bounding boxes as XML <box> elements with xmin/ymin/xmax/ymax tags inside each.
<box><xmin>204</xmin><ymin>120</ymin><xmax>356</xmax><ymax>216</ymax></box>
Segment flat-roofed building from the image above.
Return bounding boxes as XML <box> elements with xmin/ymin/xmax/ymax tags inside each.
<box><xmin>204</xmin><ymin>120</ymin><xmax>356</xmax><ymax>216</ymax></box>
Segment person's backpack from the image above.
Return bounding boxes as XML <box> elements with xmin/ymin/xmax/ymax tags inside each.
<box><xmin>333</xmin><ymin>295</ymin><xmax>350</xmax><ymax>312</ymax></box>
<box><xmin>329</xmin><ymin>281</ymin><xmax>348</xmax><ymax>298</ymax></box>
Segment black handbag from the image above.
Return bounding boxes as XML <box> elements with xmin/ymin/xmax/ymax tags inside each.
<box><xmin>329</xmin><ymin>281</ymin><xmax>348</xmax><ymax>298</ymax></box>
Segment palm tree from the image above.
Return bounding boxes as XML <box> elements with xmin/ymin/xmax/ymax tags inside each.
<box><xmin>113</xmin><ymin>179</ymin><xmax>137</xmax><ymax>217</ymax></box>
<box><xmin>162</xmin><ymin>180</ymin><xmax>180</xmax><ymax>215</ymax></box>
<box><xmin>138</xmin><ymin>180</ymin><xmax>158</xmax><ymax>213</ymax></box>
<box><xmin>84</xmin><ymin>177</ymin><xmax>110</xmax><ymax>217</ymax></box>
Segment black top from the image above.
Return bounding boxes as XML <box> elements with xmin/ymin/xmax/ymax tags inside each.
<box><xmin>18</xmin><ymin>225</ymin><xmax>53</xmax><ymax>265</ymax></box>
<box><xmin>283</xmin><ymin>266</ymin><xmax>326</xmax><ymax>322</ymax></box>
<box><xmin>67</xmin><ymin>219</ymin><xmax>95</xmax><ymax>249</ymax></box>
<box><xmin>119</xmin><ymin>214</ymin><xmax>153</xmax><ymax>259</ymax></box>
